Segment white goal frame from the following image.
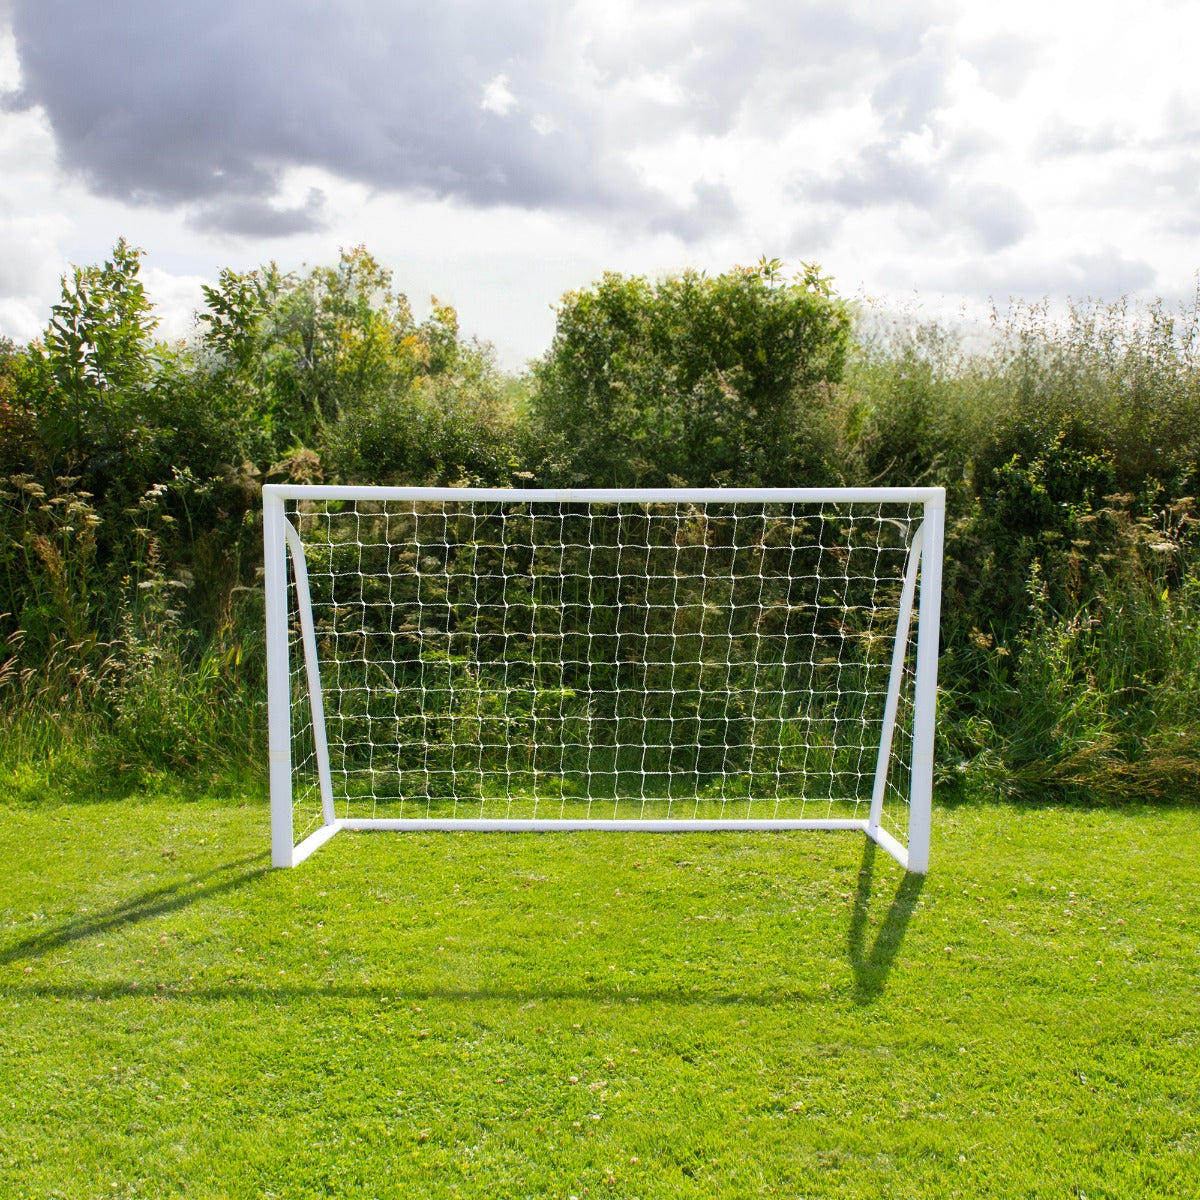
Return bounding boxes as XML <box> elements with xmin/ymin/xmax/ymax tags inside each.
<box><xmin>264</xmin><ymin>486</ymin><xmax>944</xmax><ymax>872</ymax></box>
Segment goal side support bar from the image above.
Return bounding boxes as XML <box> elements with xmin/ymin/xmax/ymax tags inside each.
<box><xmin>266</xmin><ymin>489</ymin><xmax>337</xmax><ymax>867</ymax></box>
<box><xmin>902</xmin><ymin>490</ymin><xmax>944</xmax><ymax>875</ymax></box>
<box><xmin>264</xmin><ymin>490</ymin><xmax>294</xmax><ymax>868</ymax></box>
<box><xmin>864</xmin><ymin>489</ymin><xmax>944</xmax><ymax>874</ymax></box>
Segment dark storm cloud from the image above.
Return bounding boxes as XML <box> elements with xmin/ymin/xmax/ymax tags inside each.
<box><xmin>7</xmin><ymin>0</ymin><xmax>671</xmax><ymax>232</ymax></box>
<box><xmin>7</xmin><ymin>2</ymin><xmax>607</xmax><ymax>212</ymax></box>
<box><xmin>5</xmin><ymin>0</ymin><xmax>951</xmax><ymax>240</ymax></box>
<box><xmin>188</xmin><ymin>189</ymin><xmax>331</xmax><ymax>237</ymax></box>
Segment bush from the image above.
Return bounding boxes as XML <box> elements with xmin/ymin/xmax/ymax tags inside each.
<box><xmin>323</xmin><ymin>340</ymin><xmax>524</xmax><ymax>486</ymax></box>
<box><xmin>842</xmin><ymin>314</ymin><xmax>1002</xmax><ymax>494</ymax></box>
<box><xmin>946</xmin><ymin>500</ymin><xmax>1199</xmax><ymax>800</ymax></box>
<box><xmin>531</xmin><ymin>260</ymin><xmax>852</xmax><ymax>487</ymax></box>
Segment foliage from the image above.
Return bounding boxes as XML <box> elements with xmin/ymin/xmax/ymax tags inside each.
<box><xmin>952</xmin><ymin>426</ymin><xmax>1120</xmax><ymax>639</ymax></box>
<box><xmin>34</xmin><ymin>238</ymin><xmax>159</xmax><ymax>479</ymax></box>
<box><xmin>948</xmin><ymin>500</ymin><xmax>1199</xmax><ymax>801</ymax></box>
<box><xmin>0</xmin><ymin>337</ymin><xmax>36</xmax><ymax>476</ymax></box>
<box><xmin>196</xmin><ymin>247</ymin><xmax>422</xmax><ymax>461</ymax></box>
<box><xmin>980</xmin><ymin>294</ymin><xmax>1200</xmax><ymax>496</ymax></box>
<box><xmin>193</xmin><ymin>247</ymin><xmax>525</xmax><ymax>487</ymax></box>
<box><xmin>842</xmin><ymin>315</ymin><xmax>1001</xmax><ymax>494</ymax></box>
<box><xmin>323</xmin><ymin>336</ymin><xmax>522</xmax><ymax>486</ymax></box>
<box><xmin>1</xmin><ymin>241</ymin><xmax>522</xmax><ymax>787</ymax></box>
<box><xmin>0</xmin><ymin>472</ymin><xmax>264</xmax><ymax>790</ymax></box>
<box><xmin>531</xmin><ymin>260</ymin><xmax>852</xmax><ymax>487</ymax></box>
<box><xmin>3</xmin><ymin>240</ymin><xmax>1200</xmax><ymax>803</ymax></box>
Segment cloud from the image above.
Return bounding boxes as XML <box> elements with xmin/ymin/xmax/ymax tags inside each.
<box><xmin>480</xmin><ymin>74</ymin><xmax>518</xmax><ymax>118</ymax></box>
<box><xmin>0</xmin><ymin>211</ymin><xmax>58</xmax><ymax>297</ymax></box>
<box><xmin>6</xmin><ymin>0</ymin><xmax>725</xmax><ymax>239</ymax></box>
<box><xmin>4</xmin><ymin>0</ymin><xmax>954</xmax><ymax>243</ymax></box>
<box><xmin>1162</xmin><ymin>90</ymin><xmax>1200</xmax><ymax>143</ymax></box>
<box><xmin>7</xmin><ymin>1</ymin><xmax>654</xmax><ymax>231</ymax></box>
<box><xmin>4</xmin><ymin>0</ymin><xmax>1188</xmax><ymax>358</ymax></box>
<box><xmin>871</xmin><ymin>30</ymin><xmax>956</xmax><ymax>133</ymax></box>
<box><xmin>805</xmin><ymin>141</ymin><xmax>942</xmax><ymax>210</ymax></box>
<box><xmin>1034</xmin><ymin>116</ymin><xmax>1125</xmax><ymax>158</ymax></box>
<box><xmin>187</xmin><ymin>188</ymin><xmax>330</xmax><ymax>237</ymax></box>
<box><xmin>964</xmin><ymin>32</ymin><xmax>1039</xmax><ymax>99</ymax></box>
<box><xmin>940</xmin><ymin>249</ymin><xmax>1158</xmax><ymax>300</ymax></box>
<box><xmin>959</xmin><ymin>184</ymin><xmax>1033</xmax><ymax>252</ymax></box>
<box><xmin>650</xmin><ymin>179</ymin><xmax>739</xmax><ymax>243</ymax></box>
<box><xmin>798</xmin><ymin>141</ymin><xmax>1033</xmax><ymax>253</ymax></box>
<box><xmin>583</xmin><ymin>2</ymin><xmax>944</xmax><ymax>139</ymax></box>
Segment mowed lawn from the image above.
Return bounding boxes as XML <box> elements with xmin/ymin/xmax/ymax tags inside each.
<box><xmin>0</xmin><ymin>794</ymin><xmax>1196</xmax><ymax>1199</ymax></box>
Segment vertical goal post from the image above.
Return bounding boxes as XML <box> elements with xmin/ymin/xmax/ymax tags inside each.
<box><xmin>264</xmin><ymin>486</ymin><xmax>945</xmax><ymax>873</ymax></box>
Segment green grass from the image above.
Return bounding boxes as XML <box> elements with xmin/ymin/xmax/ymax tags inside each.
<box><xmin>1</xmin><ymin>793</ymin><xmax>1197</xmax><ymax>1199</ymax></box>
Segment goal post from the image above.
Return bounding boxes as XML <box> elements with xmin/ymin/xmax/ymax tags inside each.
<box><xmin>264</xmin><ymin>486</ymin><xmax>944</xmax><ymax>872</ymax></box>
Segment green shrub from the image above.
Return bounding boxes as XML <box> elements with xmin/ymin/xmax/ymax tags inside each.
<box><xmin>5</xmin><ymin>240</ymin><xmax>1200</xmax><ymax>807</ymax></box>
<box><xmin>842</xmin><ymin>314</ymin><xmax>1001</xmax><ymax>494</ymax></box>
<box><xmin>944</xmin><ymin>498</ymin><xmax>1200</xmax><ymax>800</ymax></box>
<box><xmin>531</xmin><ymin>260</ymin><xmax>851</xmax><ymax>487</ymax></box>
<box><xmin>323</xmin><ymin>341</ymin><xmax>523</xmax><ymax>486</ymax></box>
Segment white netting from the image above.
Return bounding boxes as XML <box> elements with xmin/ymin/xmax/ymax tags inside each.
<box><xmin>282</xmin><ymin>495</ymin><xmax>926</xmax><ymax>845</ymax></box>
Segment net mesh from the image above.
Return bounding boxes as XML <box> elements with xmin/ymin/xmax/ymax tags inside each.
<box><xmin>283</xmin><ymin>495</ymin><xmax>925</xmax><ymax>844</ymax></box>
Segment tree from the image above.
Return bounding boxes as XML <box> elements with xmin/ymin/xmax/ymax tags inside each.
<box><xmin>0</xmin><ymin>337</ymin><xmax>35</xmax><ymax>476</ymax></box>
<box><xmin>530</xmin><ymin>260</ymin><xmax>852</xmax><ymax>487</ymax></box>
<box><xmin>197</xmin><ymin>246</ymin><xmax>523</xmax><ymax>486</ymax></box>
<box><xmin>35</xmin><ymin>238</ymin><xmax>158</xmax><ymax>474</ymax></box>
<box><xmin>323</xmin><ymin>334</ymin><xmax>523</xmax><ymax>486</ymax></box>
<box><xmin>197</xmin><ymin>246</ymin><xmax>427</xmax><ymax>462</ymax></box>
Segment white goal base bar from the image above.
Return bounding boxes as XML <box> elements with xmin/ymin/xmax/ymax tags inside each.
<box><xmin>286</xmin><ymin>817</ymin><xmax>910</xmax><ymax>871</ymax></box>
<box><xmin>265</xmin><ymin>485</ymin><xmax>944</xmax><ymax>874</ymax></box>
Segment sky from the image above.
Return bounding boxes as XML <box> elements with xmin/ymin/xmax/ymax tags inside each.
<box><xmin>1</xmin><ymin>0</ymin><xmax>1198</xmax><ymax>370</ymax></box>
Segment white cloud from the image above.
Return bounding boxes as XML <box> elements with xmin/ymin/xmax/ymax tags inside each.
<box><xmin>480</xmin><ymin>73</ymin><xmax>517</xmax><ymax>117</ymax></box>
<box><xmin>140</xmin><ymin>265</ymin><xmax>208</xmax><ymax>344</ymax></box>
<box><xmin>620</xmin><ymin>71</ymin><xmax>688</xmax><ymax>108</ymax></box>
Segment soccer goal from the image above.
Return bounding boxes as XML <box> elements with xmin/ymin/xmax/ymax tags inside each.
<box><xmin>264</xmin><ymin>486</ymin><xmax>944</xmax><ymax>872</ymax></box>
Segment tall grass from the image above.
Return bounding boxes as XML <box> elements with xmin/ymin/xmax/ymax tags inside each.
<box><xmin>844</xmin><ymin>293</ymin><xmax>1200</xmax><ymax>802</ymax></box>
<box><xmin>945</xmin><ymin>512</ymin><xmax>1200</xmax><ymax>800</ymax></box>
<box><xmin>0</xmin><ymin>473</ymin><xmax>264</xmax><ymax>796</ymax></box>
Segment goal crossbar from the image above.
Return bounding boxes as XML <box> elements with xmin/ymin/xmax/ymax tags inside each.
<box><xmin>265</xmin><ymin>485</ymin><xmax>944</xmax><ymax>872</ymax></box>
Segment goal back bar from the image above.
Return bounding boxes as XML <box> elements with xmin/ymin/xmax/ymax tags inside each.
<box><xmin>264</xmin><ymin>485</ymin><xmax>944</xmax><ymax>872</ymax></box>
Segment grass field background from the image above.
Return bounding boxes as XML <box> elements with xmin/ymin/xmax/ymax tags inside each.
<box><xmin>1</xmin><ymin>794</ymin><xmax>1197</xmax><ymax>1199</ymax></box>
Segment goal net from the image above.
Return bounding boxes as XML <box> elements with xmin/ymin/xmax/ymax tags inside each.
<box><xmin>264</xmin><ymin>487</ymin><xmax>944</xmax><ymax>872</ymax></box>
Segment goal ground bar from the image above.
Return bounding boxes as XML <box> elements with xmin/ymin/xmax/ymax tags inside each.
<box><xmin>288</xmin><ymin>816</ymin><xmax>913</xmax><ymax>871</ymax></box>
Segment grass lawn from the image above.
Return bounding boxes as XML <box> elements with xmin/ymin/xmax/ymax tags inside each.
<box><xmin>0</xmin><ymin>793</ymin><xmax>1197</xmax><ymax>1199</ymax></box>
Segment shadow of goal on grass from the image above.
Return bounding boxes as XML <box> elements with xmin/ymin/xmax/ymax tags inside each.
<box><xmin>846</xmin><ymin>838</ymin><xmax>924</xmax><ymax>1003</ymax></box>
<box><xmin>0</xmin><ymin>854</ymin><xmax>269</xmax><ymax>967</ymax></box>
